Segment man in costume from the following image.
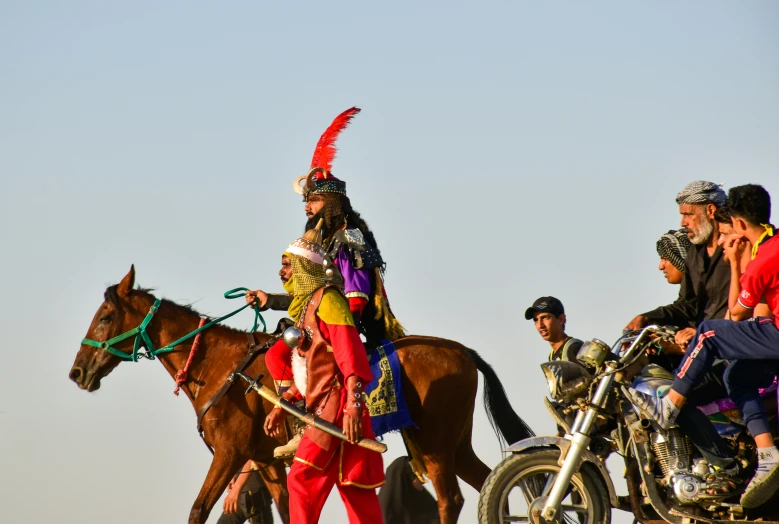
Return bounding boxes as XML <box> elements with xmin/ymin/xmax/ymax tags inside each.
<box><xmin>248</xmin><ymin>108</ymin><xmax>405</xmax><ymax>459</ymax></box>
<box><xmin>246</xmin><ymin>254</ymin><xmax>301</xmax><ymax>458</ymax></box>
<box><xmin>264</xmin><ymin>221</ymin><xmax>385</xmax><ymax>523</ymax></box>
<box><xmin>628</xmin><ymin>184</ymin><xmax>779</xmax><ymax>508</ymax></box>
<box><xmin>293</xmin><ymin>107</ymin><xmax>404</xmax><ymax>347</ymax></box>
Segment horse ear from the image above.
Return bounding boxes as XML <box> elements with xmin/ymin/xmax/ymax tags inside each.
<box><xmin>117</xmin><ymin>265</ymin><xmax>135</xmax><ymax>297</ymax></box>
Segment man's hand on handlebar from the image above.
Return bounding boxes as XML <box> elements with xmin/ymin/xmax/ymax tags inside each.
<box><xmin>624</xmin><ymin>315</ymin><xmax>649</xmax><ymax>332</ymax></box>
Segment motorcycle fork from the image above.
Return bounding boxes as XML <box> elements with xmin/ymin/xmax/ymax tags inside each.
<box><xmin>540</xmin><ymin>364</ymin><xmax>617</xmax><ymax>522</ymax></box>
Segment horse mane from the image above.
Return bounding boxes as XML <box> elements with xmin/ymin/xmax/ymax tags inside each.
<box><xmin>104</xmin><ymin>284</ymin><xmax>253</xmax><ymax>337</ymax></box>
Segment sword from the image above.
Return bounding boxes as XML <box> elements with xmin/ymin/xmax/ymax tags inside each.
<box><xmin>232</xmin><ymin>372</ymin><xmax>387</xmax><ymax>453</ymax></box>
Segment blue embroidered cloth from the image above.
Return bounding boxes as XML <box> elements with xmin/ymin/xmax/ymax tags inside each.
<box><xmin>365</xmin><ymin>340</ymin><xmax>415</xmax><ymax>438</ymax></box>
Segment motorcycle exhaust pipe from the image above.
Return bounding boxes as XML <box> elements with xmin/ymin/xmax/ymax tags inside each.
<box><xmin>628</xmin><ymin>418</ymin><xmax>652</xmax><ymax>433</ymax></box>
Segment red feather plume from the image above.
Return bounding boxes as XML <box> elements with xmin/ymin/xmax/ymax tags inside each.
<box><xmin>310</xmin><ymin>107</ymin><xmax>361</xmax><ymax>172</ymax></box>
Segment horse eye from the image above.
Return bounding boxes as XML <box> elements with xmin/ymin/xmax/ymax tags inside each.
<box><xmin>100</xmin><ymin>314</ymin><xmax>113</xmax><ymax>323</ymax></box>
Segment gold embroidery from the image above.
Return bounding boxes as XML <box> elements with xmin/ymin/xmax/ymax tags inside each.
<box><xmin>338</xmin><ymin>442</ymin><xmax>386</xmax><ymax>489</ymax></box>
<box><xmin>366</xmin><ymin>346</ymin><xmax>398</xmax><ymax>418</ymax></box>
<box><xmin>293</xmin><ymin>444</ymin><xmax>337</xmax><ymax>472</ymax></box>
<box><xmin>293</xmin><ymin>456</ymin><xmax>324</xmax><ymax>471</ymax></box>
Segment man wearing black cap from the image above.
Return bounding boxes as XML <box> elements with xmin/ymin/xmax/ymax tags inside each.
<box><xmin>525</xmin><ymin>297</ymin><xmax>582</xmax><ymax>363</ymax></box>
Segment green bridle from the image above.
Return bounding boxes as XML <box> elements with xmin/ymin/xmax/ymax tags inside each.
<box><xmin>81</xmin><ymin>288</ymin><xmax>266</xmax><ymax>362</ymax></box>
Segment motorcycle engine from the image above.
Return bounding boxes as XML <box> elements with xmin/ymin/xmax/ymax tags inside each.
<box><xmin>651</xmin><ymin>430</ymin><xmax>725</xmax><ymax>505</ymax></box>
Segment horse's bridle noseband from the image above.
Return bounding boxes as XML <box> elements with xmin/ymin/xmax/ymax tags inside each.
<box><xmin>81</xmin><ymin>299</ymin><xmax>164</xmax><ymax>362</ymax></box>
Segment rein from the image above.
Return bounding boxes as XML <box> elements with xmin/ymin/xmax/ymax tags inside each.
<box><xmin>81</xmin><ymin>287</ymin><xmax>267</xmax><ymax>362</ymax></box>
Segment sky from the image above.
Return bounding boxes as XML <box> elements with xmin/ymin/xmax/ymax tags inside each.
<box><xmin>1</xmin><ymin>1</ymin><xmax>777</xmax><ymax>523</ymax></box>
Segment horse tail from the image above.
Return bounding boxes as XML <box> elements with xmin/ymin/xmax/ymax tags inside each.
<box><xmin>466</xmin><ymin>348</ymin><xmax>535</xmax><ymax>445</ymax></box>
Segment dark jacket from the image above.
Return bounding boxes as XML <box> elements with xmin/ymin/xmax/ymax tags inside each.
<box><xmin>643</xmin><ymin>243</ymin><xmax>730</xmax><ymax>327</ymax></box>
<box><xmin>261</xmin><ymin>293</ymin><xmax>293</xmax><ymax>312</ymax></box>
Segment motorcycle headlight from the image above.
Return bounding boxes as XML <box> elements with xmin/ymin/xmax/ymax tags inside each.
<box><xmin>540</xmin><ymin>361</ymin><xmax>593</xmax><ymax>401</ymax></box>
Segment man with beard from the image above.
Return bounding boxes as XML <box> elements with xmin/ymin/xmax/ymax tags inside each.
<box><xmin>294</xmin><ymin>107</ymin><xmax>404</xmax><ymax>347</ymax></box>
<box><xmin>625</xmin><ymin>180</ymin><xmax>729</xmax><ymax>349</ymax></box>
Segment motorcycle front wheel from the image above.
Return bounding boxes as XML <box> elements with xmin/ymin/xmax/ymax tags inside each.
<box><xmin>478</xmin><ymin>448</ymin><xmax>611</xmax><ymax>524</ymax></box>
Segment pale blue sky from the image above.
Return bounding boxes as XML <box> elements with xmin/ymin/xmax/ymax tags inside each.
<box><xmin>1</xmin><ymin>2</ymin><xmax>777</xmax><ymax>523</ymax></box>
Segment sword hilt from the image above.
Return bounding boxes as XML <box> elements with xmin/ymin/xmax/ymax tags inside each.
<box><xmin>231</xmin><ymin>371</ymin><xmax>264</xmax><ymax>395</ymax></box>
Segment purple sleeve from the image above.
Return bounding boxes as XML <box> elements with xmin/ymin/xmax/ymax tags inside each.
<box><xmin>335</xmin><ymin>246</ymin><xmax>372</xmax><ymax>299</ymax></box>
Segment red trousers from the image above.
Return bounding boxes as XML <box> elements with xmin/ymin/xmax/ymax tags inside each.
<box><xmin>287</xmin><ymin>438</ymin><xmax>384</xmax><ymax>524</ymax></box>
<box><xmin>266</xmin><ymin>339</ymin><xmax>294</xmax><ymax>392</ymax></box>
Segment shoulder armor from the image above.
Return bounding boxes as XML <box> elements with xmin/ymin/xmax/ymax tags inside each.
<box><xmin>329</xmin><ymin>228</ymin><xmax>384</xmax><ymax>270</ymax></box>
<box><xmin>331</xmin><ymin>228</ymin><xmax>366</xmax><ymax>250</ymax></box>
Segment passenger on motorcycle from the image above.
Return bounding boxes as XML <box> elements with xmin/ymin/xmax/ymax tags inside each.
<box><xmin>715</xmin><ymin>206</ymin><xmax>773</xmax><ymax>318</ymax></box>
<box><xmin>628</xmin><ymin>184</ymin><xmax>779</xmax><ymax>508</ymax></box>
<box><xmin>654</xmin><ymin>229</ymin><xmax>695</xmax><ymax>357</ymax></box>
<box><xmin>650</xmin><ymin>228</ymin><xmax>731</xmax><ymax>404</ymax></box>
<box><xmin>647</xmin><ymin>229</ymin><xmax>740</xmax><ymax>476</ymax></box>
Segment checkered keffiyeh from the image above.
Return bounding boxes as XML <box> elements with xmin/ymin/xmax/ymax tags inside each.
<box><xmin>675</xmin><ymin>181</ymin><xmax>727</xmax><ymax>206</ymax></box>
<box><xmin>656</xmin><ymin>229</ymin><xmax>692</xmax><ymax>273</ymax></box>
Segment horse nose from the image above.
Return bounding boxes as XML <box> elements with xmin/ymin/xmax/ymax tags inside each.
<box><xmin>69</xmin><ymin>367</ymin><xmax>84</xmax><ymax>385</ymax></box>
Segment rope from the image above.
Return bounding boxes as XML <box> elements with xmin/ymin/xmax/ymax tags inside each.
<box><xmin>173</xmin><ymin>317</ymin><xmax>207</xmax><ymax>396</ymax></box>
<box><xmin>224</xmin><ymin>287</ymin><xmax>267</xmax><ymax>333</ymax></box>
<box><xmin>160</xmin><ymin>288</ymin><xmax>266</xmax><ymax>355</ymax></box>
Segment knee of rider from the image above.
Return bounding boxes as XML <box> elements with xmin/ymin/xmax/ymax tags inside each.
<box><xmin>266</xmin><ymin>356</ymin><xmax>290</xmax><ymax>378</ymax></box>
<box><xmin>723</xmin><ymin>362</ymin><xmax>759</xmax><ymax>395</ymax></box>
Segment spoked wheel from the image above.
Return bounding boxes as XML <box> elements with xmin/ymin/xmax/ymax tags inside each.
<box><xmin>478</xmin><ymin>449</ymin><xmax>610</xmax><ymax>524</ymax></box>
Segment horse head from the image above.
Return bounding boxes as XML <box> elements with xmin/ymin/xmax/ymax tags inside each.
<box><xmin>69</xmin><ymin>265</ymin><xmax>149</xmax><ymax>392</ymax></box>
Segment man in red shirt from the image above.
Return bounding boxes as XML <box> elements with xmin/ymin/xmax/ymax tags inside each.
<box><xmin>627</xmin><ymin>184</ymin><xmax>779</xmax><ymax>508</ymax></box>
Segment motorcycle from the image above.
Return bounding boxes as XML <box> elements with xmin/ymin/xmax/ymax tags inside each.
<box><xmin>477</xmin><ymin>325</ymin><xmax>779</xmax><ymax>524</ymax></box>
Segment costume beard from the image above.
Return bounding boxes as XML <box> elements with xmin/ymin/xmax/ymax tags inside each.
<box><xmin>305</xmin><ymin>209</ymin><xmax>326</xmax><ymax>232</ymax></box>
<box><xmin>305</xmin><ymin>207</ymin><xmax>338</xmax><ymax>240</ymax></box>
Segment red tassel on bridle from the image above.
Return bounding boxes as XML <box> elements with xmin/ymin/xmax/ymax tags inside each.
<box><xmin>173</xmin><ymin>317</ymin><xmax>207</xmax><ymax>396</ymax></box>
<box><xmin>310</xmin><ymin>107</ymin><xmax>361</xmax><ymax>172</ymax></box>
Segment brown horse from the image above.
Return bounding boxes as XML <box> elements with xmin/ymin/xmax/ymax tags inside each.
<box><xmin>69</xmin><ymin>266</ymin><xmax>533</xmax><ymax>523</ymax></box>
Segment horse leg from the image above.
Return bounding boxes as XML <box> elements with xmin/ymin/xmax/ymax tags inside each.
<box><xmin>188</xmin><ymin>451</ymin><xmax>244</xmax><ymax>524</ymax></box>
<box><xmin>454</xmin><ymin>440</ymin><xmax>491</xmax><ymax>492</ymax></box>
<box><xmin>454</xmin><ymin>417</ymin><xmax>491</xmax><ymax>491</ymax></box>
<box><xmin>256</xmin><ymin>460</ymin><xmax>290</xmax><ymax>524</ymax></box>
<box><xmin>424</xmin><ymin>453</ymin><xmax>464</xmax><ymax>524</ymax></box>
